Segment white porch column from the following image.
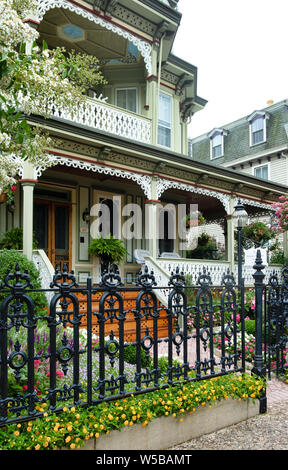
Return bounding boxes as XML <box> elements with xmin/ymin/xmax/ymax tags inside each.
<box><xmin>145</xmin><ymin>176</ymin><xmax>160</xmax><ymax>259</ymax></box>
<box><xmin>20</xmin><ymin>161</ymin><xmax>37</xmax><ymax>261</ymax></box>
<box><xmin>226</xmin><ymin>195</ymin><xmax>236</xmax><ymax>274</ymax></box>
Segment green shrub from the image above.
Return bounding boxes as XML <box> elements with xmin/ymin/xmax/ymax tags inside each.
<box><xmin>0</xmin><ymin>227</ymin><xmax>38</xmax><ymax>250</ymax></box>
<box><xmin>123</xmin><ymin>343</ymin><xmax>151</xmax><ymax>368</ymax></box>
<box><xmin>244</xmin><ymin>319</ymin><xmax>267</xmax><ymax>338</ymax></box>
<box><xmin>244</xmin><ymin>319</ymin><xmax>255</xmax><ymax>336</ymax></box>
<box><xmin>0</xmin><ymin>249</ymin><xmax>47</xmax><ymax>315</ymax></box>
<box><xmin>158</xmin><ymin>355</ymin><xmax>182</xmax><ymax>374</ymax></box>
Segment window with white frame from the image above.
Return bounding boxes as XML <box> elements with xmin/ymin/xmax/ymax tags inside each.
<box><xmin>115</xmin><ymin>88</ymin><xmax>138</xmax><ymax>113</ymax></box>
<box><xmin>158</xmin><ymin>92</ymin><xmax>172</xmax><ymax>148</ymax></box>
<box><xmin>211</xmin><ymin>132</ymin><xmax>223</xmax><ymax>158</ymax></box>
<box><xmin>248</xmin><ymin>111</ymin><xmax>270</xmax><ymax>146</ymax></box>
<box><xmin>251</xmin><ymin>115</ymin><xmax>265</xmax><ymax>145</ymax></box>
<box><xmin>254</xmin><ymin>164</ymin><xmax>269</xmax><ymax>180</ymax></box>
<box><xmin>208</xmin><ymin>129</ymin><xmax>226</xmax><ymax>159</ymax></box>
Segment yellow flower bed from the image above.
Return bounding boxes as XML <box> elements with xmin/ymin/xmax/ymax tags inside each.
<box><xmin>0</xmin><ymin>373</ymin><xmax>265</xmax><ymax>451</ymax></box>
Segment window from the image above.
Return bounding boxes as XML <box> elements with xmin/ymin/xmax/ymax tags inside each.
<box><xmin>208</xmin><ymin>129</ymin><xmax>226</xmax><ymax>159</ymax></box>
<box><xmin>248</xmin><ymin>111</ymin><xmax>269</xmax><ymax>146</ymax></box>
<box><xmin>115</xmin><ymin>88</ymin><xmax>137</xmax><ymax>113</ymax></box>
<box><xmin>158</xmin><ymin>92</ymin><xmax>172</xmax><ymax>148</ymax></box>
<box><xmin>254</xmin><ymin>164</ymin><xmax>269</xmax><ymax>180</ymax></box>
<box><xmin>211</xmin><ymin>133</ymin><xmax>223</xmax><ymax>158</ymax></box>
<box><xmin>251</xmin><ymin>116</ymin><xmax>264</xmax><ymax>145</ymax></box>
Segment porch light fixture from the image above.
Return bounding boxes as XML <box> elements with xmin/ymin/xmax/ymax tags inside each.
<box><xmin>232</xmin><ymin>200</ymin><xmax>248</xmax><ymax>283</ymax></box>
<box><xmin>82</xmin><ymin>208</ymin><xmax>90</xmax><ymax>223</ymax></box>
<box><xmin>232</xmin><ymin>199</ymin><xmax>248</xmax><ymax>325</ymax></box>
<box><xmin>232</xmin><ymin>199</ymin><xmax>248</xmax><ymax>228</ymax></box>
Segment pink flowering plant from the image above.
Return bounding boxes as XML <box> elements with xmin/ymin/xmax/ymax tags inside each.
<box><xmin>272</xmin><ymin>195</ymin><xmax>288</xmax><ymax>233</ymax></box>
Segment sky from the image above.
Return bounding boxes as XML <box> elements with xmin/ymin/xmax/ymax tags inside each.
<box><xmin>172</xmin><ymin>0</ymin><xmax>288</xmax><ymax>138</ymax></box>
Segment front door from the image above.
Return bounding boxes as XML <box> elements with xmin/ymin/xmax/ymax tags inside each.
<box><xmin>158</xmin><ymin>207</ymin><xmax>175</xmax><ymax>255</ymax></box>
<box><xmin>33</xmin><ymin>200</ymin><xmax>72</xmax><ymax>271</ymax></box>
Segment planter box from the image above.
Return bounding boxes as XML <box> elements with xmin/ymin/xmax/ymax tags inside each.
<box><xmin>67</xmin><ymin>398</ymin><xmax>259</xmax><ymax>451</ymax></box>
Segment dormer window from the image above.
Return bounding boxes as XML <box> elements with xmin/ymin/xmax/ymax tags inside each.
<box><xmin>248</xmin><ymin>111</ymin><xmax>269</xmax><ymax>146</ymax></box>
<box><xmin>251</xmin><ymin>116</ymin><xmax>264</xmax><ymax>144</ymax></box>
<box><xmin>208</xmin><ymin>129</ymin><xmax>227</xmax><ymax>159</ymax></box>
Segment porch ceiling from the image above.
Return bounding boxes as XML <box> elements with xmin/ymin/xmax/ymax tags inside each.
<box><xmin>163</xmin><ymin>187</ymin><xmax>225</xmax><ymax>221</ymax></box>
<box><xmin>40</xmin><ymin>163</ymin><xmax>145</xmax><ymax>194</ymax></box>
<box><xmin>38</xmin><ymin>7</ymin><xmax>143</xmax><ymax>63</ymax></box>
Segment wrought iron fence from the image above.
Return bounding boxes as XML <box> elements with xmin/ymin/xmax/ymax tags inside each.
<box><xmin>264</xmin><ymin>266</ymin><xmax>288</xmax><ymax>380</ymax></box>
<box><xmin>0</xmin><ymin>262</ymin><xmax>247</xmax><ymax>426</ymax></box>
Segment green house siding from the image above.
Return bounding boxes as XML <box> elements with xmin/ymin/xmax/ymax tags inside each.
<box><xmin>191</xmin><ymin>101</ymin><xmax>288</xmax><ymax>166</ymax></box>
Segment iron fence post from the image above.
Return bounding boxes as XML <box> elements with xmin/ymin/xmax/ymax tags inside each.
<box><xmin>252</xmin><ymin>250</ymin><xmax>267</xmax><ymax>413</ymax></box>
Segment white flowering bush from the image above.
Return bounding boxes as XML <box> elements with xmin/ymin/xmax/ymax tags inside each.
<box><xmin>0</xmin><ymin>0</ymin><xmax>106</xmax><ymax>192</ymax></box>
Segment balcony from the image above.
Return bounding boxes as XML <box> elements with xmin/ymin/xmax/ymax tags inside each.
<box><xmin>46</xmin><ymin>96</ymin><xmax>152</xmax><ymax>144</ymax></box>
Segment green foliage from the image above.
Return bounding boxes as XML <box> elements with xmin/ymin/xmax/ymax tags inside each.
<box><xmin>244</xmin><ymin>319</ymin><xmax>256</xmax><ymax>336</ymax></box>
<box><xmin>0</xmin><ymin>227</ymin><xmax>38</xmax><ymax>250</ymax></box>
<box><xmin>0</xmin><ymin>372</ymin><xmax>265</xmax><ymax>450</ymax></box>
<box><xmin>158</xmin><ymin>356</ymin><xmax>182</xmax><ymax>374</ymax></box>
<box><xmin>186</xmin><ymin>232</ymin><xmax>224</xmax><ymax>260</ymax></box>
<box><xmin>123</xmin><ymin>343</ymin><xmax>152</xmax><ymax>368</ymax></box>
<box><xmin>88</xmin><ymin>234</ymin><xmax>127</xmax><ymax>264</ymax></box>
<box><xmin>241</xmin><ymin>221</ymin><xmax>275</xmax><ymax>249</ymax></box>
<box><xmin>269</xmin><ymin>249</ymin><xmax>288</xmax><ymax>266</ymax></box>
<box><xmin>184</xmin><ymin>274</ymin><xmax>194</xmax><ymax>302</ymax></box>
<box><xmin>0</xmin><ymin>249</ymin><xmax>47</xmax><ymax>314</ymax></box>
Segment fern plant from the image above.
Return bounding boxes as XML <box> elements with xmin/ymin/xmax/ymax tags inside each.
<box><xmin>88</xmin><ymin>234</ymin><xmax>126</xmax><ymax>270</ymax></box>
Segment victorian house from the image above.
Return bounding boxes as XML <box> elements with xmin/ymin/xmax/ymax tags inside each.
<box><xmin>0</xmin><ymin>0</ymin><xmax>287</xmax><ymax>306</ymax></box>
<box><xmin>189</xmin><ymin>99</ymin><xmax>288</xmax><ymax>260</ymax></box>
<box><xmin>189</xmin><ymin>99</ymin><xmax>288</xmax><ymax>185</ymax></box>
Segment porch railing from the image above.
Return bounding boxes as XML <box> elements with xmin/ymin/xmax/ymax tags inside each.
<box><xmin>46</xmin><ymin>96</ymin><xmax>152</xmax><ymax>144</ymax></box>
<box><xmin>0</xmin><ymin>262</ymin><xmax>247</xmax><ymax>426</ymax></box>
<box><xmin>157</xmin><ymin>257</ymin><xmax>282</xmax><ymax>287</ymax></box>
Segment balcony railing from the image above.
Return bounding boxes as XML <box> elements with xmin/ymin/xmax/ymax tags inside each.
<box><xmin>46</xmin><ymin>96</ymin><xmax>152</xmax><ymax>144</ymax></box>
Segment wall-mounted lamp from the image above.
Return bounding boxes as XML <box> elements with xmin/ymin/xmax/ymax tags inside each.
<box><xmin>82</xmin><ymin>208</ymin><xmax>90</xmax><ymax>223</ymax></box>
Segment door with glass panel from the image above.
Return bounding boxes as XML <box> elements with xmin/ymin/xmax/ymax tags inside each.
<box><xmin>33</xmin><ymin>201</ymin><xmax>72</xmax><ymax>271</ymax></box>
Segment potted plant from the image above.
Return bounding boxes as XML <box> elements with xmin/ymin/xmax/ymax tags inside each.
<box><xmin>88</xmin><ymin>234</ymin><xmax>127</xmax><ymax>274</ymax></box>
<box><xmin>184</xmin><ymin>211</ymin><xmax>206</xmax><ymax>228</ymax></box>
<box><xmin>186</xmin><ymin>233</ymin><xmax>221</xmax><ymax>259</ymax></box>
<box><xmin>197</xmin><ymin>232</ymin><xmax>210</xmax><ymax>246</ymax></box>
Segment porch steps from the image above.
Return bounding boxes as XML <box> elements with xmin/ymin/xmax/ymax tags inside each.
<box><xmin>76</xmin><ymin>288</ymin><xmax>169</xmax><ymax>343</ymax></box>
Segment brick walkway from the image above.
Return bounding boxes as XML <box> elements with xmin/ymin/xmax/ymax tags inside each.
<box><xmin>267</xmin><ymin>377</ymin><xmax>288</xmax><ymax>404</ymax></box>
<box><xmin>157</xmin><ymin>334</ymin><xmax>288</xmax><ymax>405</ymax></box>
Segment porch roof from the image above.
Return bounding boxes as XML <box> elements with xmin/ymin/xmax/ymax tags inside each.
<box><xmin>28</xmin><ymin>113</ymin><xmax>288</xmax><ymax>208</ymax></box>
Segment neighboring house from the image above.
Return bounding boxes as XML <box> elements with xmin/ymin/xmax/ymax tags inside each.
<box><xmin>0</xmin><ymin>0</ymin><xmax>287</xmax><ymax>292</ymax></box>
<box><xmin>189</xmin><ymin>99</ymin><xmax>288</xmax><ymax>185</ymax></box>
<box><xmin>189</xmin><ymin>99</ymin><xmax>288</xmax><ymax>259</ymax></box>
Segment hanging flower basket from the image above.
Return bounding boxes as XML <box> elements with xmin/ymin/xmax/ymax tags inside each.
<box><xmin>241</xmin><ymin>221</ymin><xmax>275</xmax><ymax>249</ymax></box>
<box><xmin>185</xmin><ymin>212</ymin><xmax>206</xmax><ymax>228</ymax></box>
<box><xmin>0</xmin><ymin>192</ymin><xmax>7</xmax><ymax>204</ymax></box>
